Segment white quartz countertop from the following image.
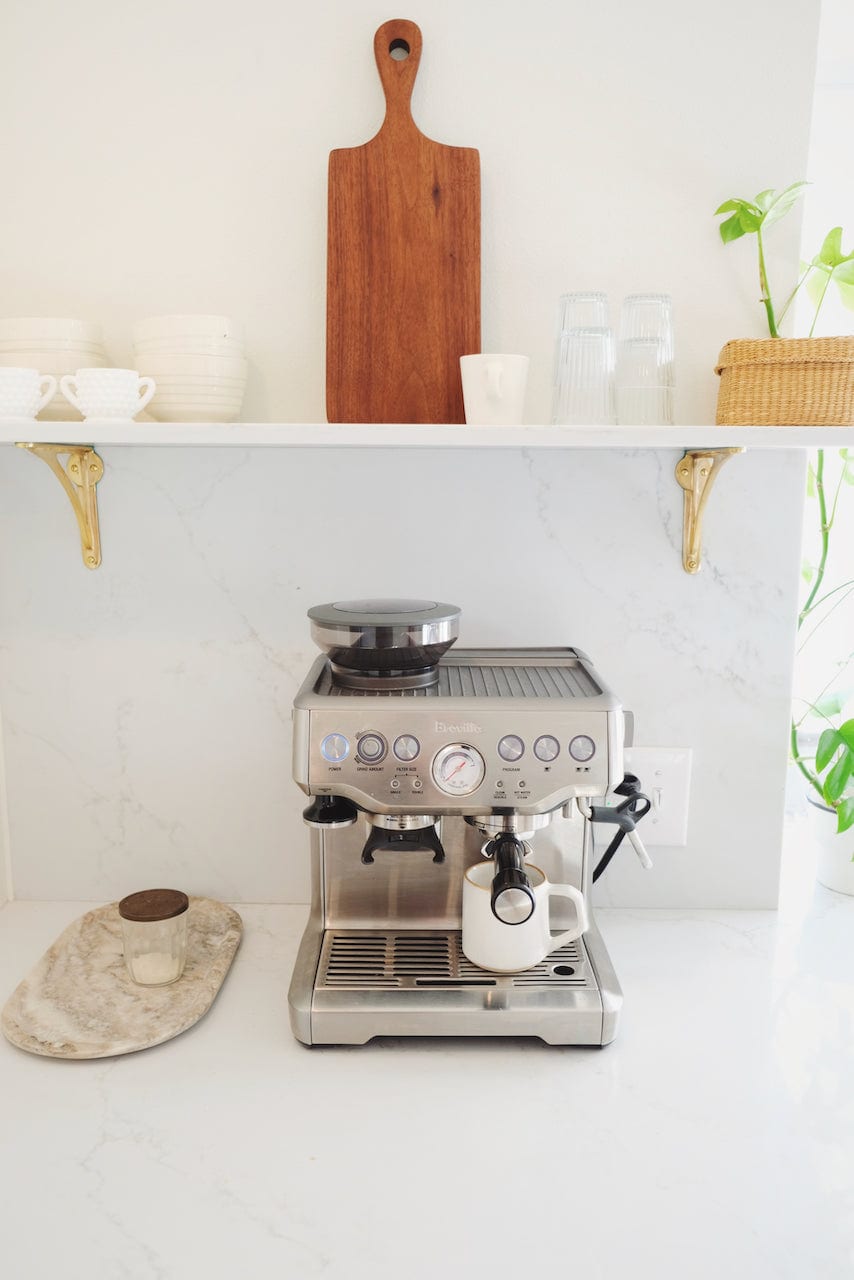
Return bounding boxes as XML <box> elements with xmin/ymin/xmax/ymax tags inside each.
<box><xmin>2</xmin><ymin>885</ymin><xmax>853</xmax><ymax>1280</ymax></box>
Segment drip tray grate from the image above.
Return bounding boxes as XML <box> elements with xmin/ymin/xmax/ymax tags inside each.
<box><xmin>318</xmin><ymin>930</ymin><xmax>592</xmax><ymax>990</ymax></box>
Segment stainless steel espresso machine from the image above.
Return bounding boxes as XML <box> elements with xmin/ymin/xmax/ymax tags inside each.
<box><xmin>289</xmin><ymin>599</ymin><xmax>650</xmax><ymax>1046</ymax></box>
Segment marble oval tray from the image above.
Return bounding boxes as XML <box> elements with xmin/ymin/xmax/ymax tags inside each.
<box><xmin>1</xmin><ymin>897</ymin><xmax>242</xmax><ymax>1059</ymax></box>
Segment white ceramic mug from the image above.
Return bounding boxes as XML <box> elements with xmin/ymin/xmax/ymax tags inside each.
<box><xmin>459</xmin><ymin>353</ymin><xmax>529</xmax><ymax>425</ymax></box>
<box><xmin>60</xmin><ymin>368</ymin><xmax>156</xmax><ymax>421</ymax></box>
<box><xmin>462</xmin><ymin>861</ymin><xmax>588</xmax><ymax>973</ymax></box>
<box><xmin>0</xmin><ymin>367</ymin><xmax>57</xmax><ymax>420</ymax></box>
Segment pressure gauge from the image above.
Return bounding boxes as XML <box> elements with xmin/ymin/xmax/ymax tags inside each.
<box><xmin>432</xmin><ymin>743</ymin><xmax>486</xmax><ymax>796</ymax></box>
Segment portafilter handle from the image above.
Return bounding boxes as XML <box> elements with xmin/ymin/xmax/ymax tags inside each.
<box><xmin>486</xmin><ymin>832</ymin><xmax>535</xmax><ymax>925</ymax></box>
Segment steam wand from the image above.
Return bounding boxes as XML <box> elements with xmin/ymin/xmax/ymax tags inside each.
<box><xmin>576</xmin><ymin>774</ymin><xmax>653</xmax><ymax>881</ymax></box>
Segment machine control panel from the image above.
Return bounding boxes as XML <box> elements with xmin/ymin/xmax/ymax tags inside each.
<box><xmin>302</xmin><ymin>706</ymin><xmax>620</xmax><ymax>812</ymax></box>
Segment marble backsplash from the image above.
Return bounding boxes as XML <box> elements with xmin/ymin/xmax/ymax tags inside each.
<box><xmin>0</xmin><ymin>443</ymin><xmax>805</xmax><ymax>907</ymax></box>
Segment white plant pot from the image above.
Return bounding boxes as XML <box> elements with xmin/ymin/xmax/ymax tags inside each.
<box><xmin>806</xmin><ymin>793</ymin><xmax>854</xmax><ymax>895</ymax></box>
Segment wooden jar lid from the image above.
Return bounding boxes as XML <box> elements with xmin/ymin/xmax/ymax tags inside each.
<box><xmin>118</xmin><ymin>888</ymin><xmax>189</xmax><ymax>922</ymax></box>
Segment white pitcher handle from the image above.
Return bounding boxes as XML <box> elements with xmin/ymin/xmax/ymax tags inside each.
<box><xmin>136</xmin><ymin>376</ymin><xmax>156</xmax><ymax>415</ymax></box>
<box><xmin>546</xmin><ymin>883</ymin><xmax>588</xmax><ymax>946</ymax></box>
<box><xmin>37</xmin><ymin>375</ymin><xmax>57</xmax><ymax>413</ymax></box>
<box><xmin>59</xmin><ymin>374</ymin><xmax>81</xmax><ymax>414</ymax></box>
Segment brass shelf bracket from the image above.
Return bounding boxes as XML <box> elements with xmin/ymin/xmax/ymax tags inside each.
<box><xmin>16</xmin><ymin>442</ymin><xmax>104</xmax><ymax>569</ymax></box>
<box><xmin>675</xmin><ymin>447</ymin><xmax>744</xmax><ymax>574</ymax></box>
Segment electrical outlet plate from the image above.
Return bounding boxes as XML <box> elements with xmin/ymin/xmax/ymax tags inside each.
<box><xmin>624</xmin><ymin>747</ymin><xmax>692</xmax><ymax>847</ymax></box>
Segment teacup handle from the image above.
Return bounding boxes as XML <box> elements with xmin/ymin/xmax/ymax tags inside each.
<box><xmin>37</xmin><ymin>375</ymin><xmax>57</xmax><ymax>413</ymax></box>
<box><xmin>546</xmin><ymin>883</ymin><xmax>589</xmax><ymax>947</ymax></box>
<box><xmin>136</xmin><ymin>376</ymin><xmax>156</xmax><ymax>416</ymax></box>
<box><xmin>59</xmin><ymin>374</ymin><xmax>81</xmax><ymax>413</ymax></box>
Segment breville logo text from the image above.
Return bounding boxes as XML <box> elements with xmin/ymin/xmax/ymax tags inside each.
<box><xmin>435</xmin><ymin>721</ymin><xmax>483</xmax><ymax>734</ymax></box>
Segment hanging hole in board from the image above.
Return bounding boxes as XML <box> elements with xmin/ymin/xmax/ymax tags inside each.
<box><xmin>389</xmin><ymin>38</ymin><xmax>410</xmax><ymax>60</ymax></box>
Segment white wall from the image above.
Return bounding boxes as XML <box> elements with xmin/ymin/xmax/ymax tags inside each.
<box><xmin>1</xmin><ymin>0</ymin><xmax>818</xmax><ymax>424</ymax></box>
<box><xmin>0</xmin><ymin>0</ymin><xmax>820</xmax><ymax>907</ymax></box>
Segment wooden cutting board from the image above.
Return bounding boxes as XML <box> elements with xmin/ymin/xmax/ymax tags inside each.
<box><xmin>326</xmin><ymin>19</ymin><xmax>481</xmax><ymax>424</ymax></box>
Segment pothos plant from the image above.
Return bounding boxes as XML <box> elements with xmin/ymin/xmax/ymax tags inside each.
<box><xmin>714</xmin><ymin>181</ymin><xmax>854</xmax><ymax>337</ymax></box>
<box><xmin>714</xmin><ymin>183</ymin><xmax>854</xmax><ymax>833</ymax></box>
<box><xmin>793</xmin><ymin>449</ymin><xmax>854</xmax><ymax>833</ymax></box>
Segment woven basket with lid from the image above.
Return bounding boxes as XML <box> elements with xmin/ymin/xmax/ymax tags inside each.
<box><xmin>715</xmin><ymin>336</ymin><xmax>854</xmax><ymax>425</ymax></box>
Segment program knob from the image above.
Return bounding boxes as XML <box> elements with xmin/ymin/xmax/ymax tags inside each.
<box><xmin>497</xmin><ymin>735</ymin><xmax>525</xmax><ymax>762</ymax></box>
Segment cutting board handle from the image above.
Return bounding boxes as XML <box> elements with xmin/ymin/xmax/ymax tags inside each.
<box><xmin>373</xmin><ymin>19</ymin><xmax>423</xmax><ymax>131</ymax></box>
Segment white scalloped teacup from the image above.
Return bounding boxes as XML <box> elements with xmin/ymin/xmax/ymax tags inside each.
<box><xmin>0</xmin><ymin>367</ymin><xmax>57</xmax><ymax>419</ymax></box>
<box><xmin>60</xmin><ymin>368</ymin><xmax>156</xmax><ymax>421</ymax></box>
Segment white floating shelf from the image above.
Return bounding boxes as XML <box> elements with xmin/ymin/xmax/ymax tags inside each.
<box><xmin>1</xmin><ymin>421</ymin><xmax>852</xmax><ymax>449</ymax></box>
<box><xmin>7</xmin><ymin>423</ymin><xmax>838</xmax><ymax>574</ymax></box>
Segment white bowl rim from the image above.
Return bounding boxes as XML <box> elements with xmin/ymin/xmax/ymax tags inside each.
<box><xmin>0</xmin><ymin>318</ymin><xmax>103</xmax><ymax>335</ymax></box>
<box><xmin>133</xmin><ymin>314</ymin><xmax>243</xmax><ymax>335</ymax></box>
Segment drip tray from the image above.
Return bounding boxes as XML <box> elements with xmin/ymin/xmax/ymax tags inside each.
<box><xmin>317</xmin><ymin>929</ymin><xmax>594</xmax><ymax>991</ymax></box>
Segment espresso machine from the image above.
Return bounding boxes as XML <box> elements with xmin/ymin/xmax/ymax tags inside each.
<box><xmin>289</xmin><ymin>599</ymin><xmax>650</xmax><ymax>1046</ymax></box>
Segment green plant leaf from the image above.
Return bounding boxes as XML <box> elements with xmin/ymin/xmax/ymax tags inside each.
<box><xmin>807</xmin><ymin>461</ymin><xmax>817</xmax><ymax>496</ymax></box>
<box><xmin>806</xmin><ymin>265</ymin><xmax>830</xmax><ymax>309</ymax></box>
<box><xmin>714</xmin><ymin>199</ymin><xmax>747</xmax><ymax>215</ymax></box>
<box><xmin>816</xmin><ymin>727</ymin><xmax>842</xmax><ymax>772</ymax></box>
<box><xmin>837</xmin><ymin>796</ymin><xmax>854</xmax><ymax>834</ymax></box>
<box><xmin>823</xmin><ymin>752</ymin><xmax>853</xmax><ymax>803</ymax></box>
<box><xmin>719</xmin><ymin>212</ymin><xmax>748</xmax><ymax>244</ymax></box>
<box><xmin>831</xmin><ymin>259</ymin><xmax>854</xmax><ymax>286</ymax></box>
<box><xmin>738</xmin><ymin>207</ymin><xmax>763</xmax><ymax>234</ymax></box>
<box><xmin>801</xmin><ymin>564</ymin><xmax>815</xmax><ymax>583</ymax></box>
<box><xmin>837</xmin><ymin>281</ymin><xmax>854</xmax><ymax>311</ymax></box>
<box><xmin>837</xmin><ymin>719</ymin><xmax>854</xmax><ymax>751</ymax></box>
<box><xmin>761</xmin><ymin>181</ymin><xmax>810</xmax><ymax>230</ymax></box>
<box><xmin>814</xmin><ymin>692</ymin><xmax>847</xmax><ymax>717</ymax></box>
<box><xmin>818</xmin><ymin>227</ymin><xmax>844</xmax><ymax>265</ymax></box>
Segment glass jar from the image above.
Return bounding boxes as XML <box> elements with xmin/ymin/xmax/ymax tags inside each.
<box><xmin>118</xmin><ymin>888</ymin><xmax>189</xmax><ymax>985</ymax></box>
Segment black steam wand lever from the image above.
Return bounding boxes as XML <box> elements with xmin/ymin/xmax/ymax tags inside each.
<box><xmin>487</xmin><ymin>832</ymin><xmax>535</xmax><ymax>925</ymax></box>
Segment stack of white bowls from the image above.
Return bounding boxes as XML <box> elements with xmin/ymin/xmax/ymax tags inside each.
<box><xmin>132</xmin><ymin>315</ymin><xmax>247</xmax><ymax>422</ymax></box>
<box><xmin>0</xmin><ymin>318</ymin><xmax>108</xmax><ymax>420</ymax></box>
